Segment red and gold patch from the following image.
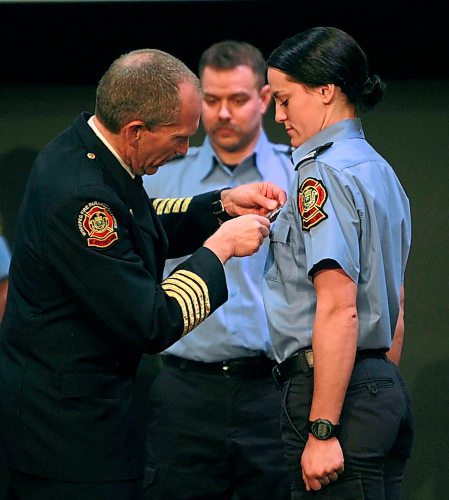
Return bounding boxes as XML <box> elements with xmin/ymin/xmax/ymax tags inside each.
<box><xmin>77</xmin><ymin>202</ymin><xmax>118</xmax><ymax>248</ymax></box>
<box><xmin>298</xmin><ymin>178</ymin><xmax>328</xmax><ymax>231</ymax></box>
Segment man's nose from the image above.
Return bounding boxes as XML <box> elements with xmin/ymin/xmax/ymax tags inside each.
<box><xmin>218</xmin><ymin>101</ymin><xmax>232</xmax><ymax>119</ymax></box>
<box><xmin>176</xmin><ymin>141</ymin><xmax>189</xmax><ymax>157</ymax></box>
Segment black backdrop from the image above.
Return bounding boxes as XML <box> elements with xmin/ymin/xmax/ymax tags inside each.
<box><xmin>0</xmin><ymin>0</ymin><xmax>447</xmax><ymax>85</ymax></box>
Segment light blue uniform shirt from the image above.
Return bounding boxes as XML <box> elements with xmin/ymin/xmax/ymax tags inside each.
<box><xmin>0</xmin><ymin>236</ymin><xmax>11</xmax><ymax>281</ymax></box>
<box><xmin>144</xmin><ymin>131</ymin><xmax>294</xmax><ymax>361</ymax></box>
<box><xmin>263</xmin><ymin>119</ymin><xmax>411</xmax><ymax>362</ymax></box>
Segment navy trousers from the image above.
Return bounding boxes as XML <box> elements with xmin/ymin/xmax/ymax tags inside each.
<box><xmin>1</xmin><ymin>469</ymin><xmax>143</xmax><ymax>500</ymax></box>
<box><xmin>281</xmin><ymin>355</ymin><xmax>413</xmax><ymax>499</ymax></box>
<box><xmin>144</xmin><ymin>359</ymin><xmax>291</xmax><ymax>499</ymax></box>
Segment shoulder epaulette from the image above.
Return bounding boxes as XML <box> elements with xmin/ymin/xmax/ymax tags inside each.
<box><xmin>294</xmin><ymin>142</ymin><xmax>333</xmax><ymax>171</ymax></box>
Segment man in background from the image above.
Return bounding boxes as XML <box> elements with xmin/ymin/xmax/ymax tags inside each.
<box><xmin>143</xmin><ymin>40</ymin><xmax>293</xmax><ymax>499</ymax></box>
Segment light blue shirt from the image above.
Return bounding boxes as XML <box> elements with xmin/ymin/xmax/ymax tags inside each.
<box><xmin>144</xmin><ymin>131</ymin><xmax>294</xmax><ymax>361</ymax></box>
<box><xmin>263</xmin><ymin>119</ymin><xmax>411</xmax><ymax>362</ymax></box>
<box><xmin>0</xmin><ymin>236</ymin><xmax>11</xmax><ymax>281</ymax></box>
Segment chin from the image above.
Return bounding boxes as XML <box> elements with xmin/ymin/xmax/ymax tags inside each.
<box><xmin>145</xmin><ymin>166</ymin><xmax>159</xmax><ymax>175</ymax></box>
<box><xmin>290</xmin><ymin>137</ymin><xmax>305</xmax><ymax>149</ymax></box>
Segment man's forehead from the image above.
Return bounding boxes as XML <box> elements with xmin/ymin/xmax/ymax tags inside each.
<box><xmin>201</xmin><ymin>66</ymin><xmax>260</xmax><ymax>91</ymax></box>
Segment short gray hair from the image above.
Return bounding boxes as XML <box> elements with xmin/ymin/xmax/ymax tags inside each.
<box><xmin>95</xmin><ymin>49</ymin><xmax>201</xmax><ymax>133</ymax></box>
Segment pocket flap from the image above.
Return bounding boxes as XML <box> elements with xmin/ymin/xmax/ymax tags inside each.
<box><xmin>270</xmin><ymin>218</ymin><xmax>290</xmax><ymax>243</ymax></box>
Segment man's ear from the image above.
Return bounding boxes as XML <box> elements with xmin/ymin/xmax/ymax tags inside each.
<box><xmin>259</xmin><ymin>84</ymin><xmax>272</xmax><ymax>114</ymax></box>
<box><xmin>122</xmin><ymin>120</ymin><xmax>146</xmax><ymax>146</ymax></box>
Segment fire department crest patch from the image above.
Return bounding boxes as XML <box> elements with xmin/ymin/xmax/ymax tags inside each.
<box><xmin>77</xmin><ymin>202</ymin><xmax>118</xmax><ymax>248</ymax></box>
<box><xmin>298</xmin><ymin>178</ymin><xmax>328</xmax><ymax>231</ymax></box>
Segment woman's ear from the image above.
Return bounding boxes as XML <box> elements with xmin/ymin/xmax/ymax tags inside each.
<box><xmin>319</xmin><ymin>84</ymin><xmax>335</xmax><ymax>104</ymax></box>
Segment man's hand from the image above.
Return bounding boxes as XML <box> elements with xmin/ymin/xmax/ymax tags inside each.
<box><xmin>221</xmin><ymin>182</ymin><xmax>287</xmax><ymax>217</ymax></box>
<box><xmin>301</xmin><ymin>436</ymin><xmax>344</xmax><ymax>491</ymax></box>
<box><xmin>203</xmin><ymin>215</ymin><xmax>270</xmax><ymax>264</ymax></box>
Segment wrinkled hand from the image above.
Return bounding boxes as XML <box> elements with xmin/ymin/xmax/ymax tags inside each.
<box><xmin>222</xmin><ymin>182</ymin><xmax>287</xmax><ymax>217</ymax></box>
<box><xmin>203</xmin><ymin>215</ymin><xmax>270</xmax><ymax>264</ymax></box>
<box><xmin>301</xmin><ymin>437</ymin><xmax>344</xmax><ymax>491</ymax></box>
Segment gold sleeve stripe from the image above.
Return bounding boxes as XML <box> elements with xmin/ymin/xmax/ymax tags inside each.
<box><xmin>152</xmin><ymin>197</ymin><xmax>192</xmax><ymax>215</ymax></box>
<box><xmin>175</xmin><ymin>270</ymin><xmax>211</xmax><ymax>317</ymax></box>
<box><xmin>180</xmin><ymin>197</ymin><xmax>192</xmax><ymax>212</ymax></box>
<box><xmin>162</xmin><ymin>286</ymin><xmax>192</xmax><ymax>336</ymax></box>
<box><xmin>163</xmin><ymin>279</ymin><xmax>200</xmax><ymax>332</ymax></box>
<box><xmin>164</xmin><ymin>198</ymin><xmax>178</xmax><ymax>213</ymax></box>
<box><xmin>161</xmin><ymin>269</ymin><xmax>211</xmax><ymax>336</ymax></box>
<box><xmin>152</xmin><ymin>198</ymin><xmax>165</xmax><ymax>212</ymax></box>
<box><xmin>170</xmin><ymin>275</ymin><xmax>205</xmax><ymax>321</ymax></box>
<box><xmin>153</xmin><ymin>198</ymin><xmax>170</xmax><ymax>214</ymax></box>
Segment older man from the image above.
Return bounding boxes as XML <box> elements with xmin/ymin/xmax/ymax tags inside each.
<box><xmin>0</xmin><ymin>48</ymin><xmax>284</xmax><ymax>500</ymax></box>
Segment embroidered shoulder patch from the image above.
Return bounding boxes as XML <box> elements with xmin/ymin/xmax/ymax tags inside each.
<box><xmin>77</xmin><ymin>202</ymin><xmax>118</xmax><ymax>248</ymax></box>
<box><xmin>298</xmin><ymin>178</ymin><xmax>328</xmax><ymax>231</ymax></box>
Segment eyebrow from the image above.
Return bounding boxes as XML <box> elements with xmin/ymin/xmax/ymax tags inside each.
<box><xmin>203</xmin><ymin>91</ymin><xmax>250</xmax><ymax>98</ymax></box>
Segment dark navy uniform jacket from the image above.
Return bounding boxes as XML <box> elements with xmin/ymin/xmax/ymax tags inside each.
<box><xmin>0</xmin><ymin>113</ymin><xmax>227</xmax><ymax>482</ymax></box>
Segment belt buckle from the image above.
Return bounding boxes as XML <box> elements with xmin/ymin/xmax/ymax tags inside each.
<box><xmin>304</xmin><ymin>349</ymin><xmax>314</xmax><ymax>368</ymax></box>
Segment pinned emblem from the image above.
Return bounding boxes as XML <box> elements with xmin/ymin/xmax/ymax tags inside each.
<box><xmin>77</xmin><ymin>202</ymin><xmax>118</xmax><ymax>248</ymax></box>
<box><xmin>87</xmin><ymin>152</ymin><xmax>96</xmax><ymax>159</ymax></box>
<box><xmin>298</xmin><ymin>178</ymin><xmax>328</xmax><ymax>231</ymax></box>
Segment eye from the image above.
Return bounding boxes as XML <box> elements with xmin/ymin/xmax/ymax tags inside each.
<box><xmin>274</xmin><ymin>95</ymin><xmax>289</xmax><ymax>108</ymax></box>
<box><xmin>230</xmin><ymin>95</ymin><xmax>249</xmax><ymax>105</ymax></box>
<box><xmin>203</xmin><ymin>96</ymin><xmax>218</xmax><ymax>105</ymax></box>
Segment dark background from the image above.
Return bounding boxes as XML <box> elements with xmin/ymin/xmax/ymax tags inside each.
<box><xmin>0</xmin><ymin>2</ymin><xmax>448</xmax><ymax>499</ymax></box>
<box><xmin>0</xmin><ymin>0</ymin><xmax>448</xmax><ymax>85</ymax></box>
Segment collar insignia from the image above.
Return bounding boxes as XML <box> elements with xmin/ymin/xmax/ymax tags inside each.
<box><xmin>294</xmin><ymin>142</ymin><xmax>333</xmax><ymax>171</ymax></box>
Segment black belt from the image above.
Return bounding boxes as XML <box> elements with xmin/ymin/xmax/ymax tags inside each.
<box><xmin>272</xmin><ymin>348</ymin><xmax>387</xmax><ymax>389</ymax></box>
<box><xmin>163</xmin><ymin>354</ymin><xmax>276</xmax><ymax>379</ymax></box>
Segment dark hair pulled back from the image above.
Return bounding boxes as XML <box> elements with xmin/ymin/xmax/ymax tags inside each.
<box><xmin>267</xmin><ymin>27</ymin><xmax>385</xmax><ymax>110</ymax></box>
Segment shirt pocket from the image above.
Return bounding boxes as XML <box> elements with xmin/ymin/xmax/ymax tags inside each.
<box><xmin>264</xmin><ymin>218</ymin><xmax>291</xmax><ymax>283</ymax></box>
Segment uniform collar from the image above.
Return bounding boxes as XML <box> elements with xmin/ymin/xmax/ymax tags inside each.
<box><xmin>87</xmin><ymin>116</ymin><xmax>135</xmax><ymax>179</ymax></box>
<box><xmin>291</xmin><ymin>118</ymin><xmax>364</xmax><ymax>167</ymax></box>
<box><xmin>198</xmin><ymin>130</ymin><xmax>271</xmax><ymax>181</ymax></box>
<box><xmin>73</xmin><ymin>113</ymin><xmax>136</xmax><ymax>199</ymax></box>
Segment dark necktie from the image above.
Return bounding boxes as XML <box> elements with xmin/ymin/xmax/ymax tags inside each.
<box><xmin>133</xmin><ymin>175</ymin><xmax>143</xmax><ymax>187</ymax></box>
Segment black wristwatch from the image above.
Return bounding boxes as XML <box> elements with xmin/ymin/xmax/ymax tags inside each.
<box><xmin>308</xmin><ymin>419</ymin><xmax>341</xmax><ymax>440</ymax></box>
<box><xmin>211</xmin><ymin>187</ymin><xmax>233</xmax><ymax>222</ymax></box>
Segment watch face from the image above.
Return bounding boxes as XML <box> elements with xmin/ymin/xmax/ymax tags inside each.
<box><xmin>312</xmin><ymin>420</ymin><xmax>332</xmax><ymax>439</ymax></box>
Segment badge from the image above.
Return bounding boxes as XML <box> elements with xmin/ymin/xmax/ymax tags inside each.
<box><xmin>78</xmin><ymin>202</ymin><xmax>118</xmax><ymax>248</ymax></box>
<box><xmin>298</xmin><ymin>178</ymin><xmax>328</xmax><ymax>231</ymax></box>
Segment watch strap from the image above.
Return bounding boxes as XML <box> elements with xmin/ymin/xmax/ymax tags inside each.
<box><xmin>308</xmin><ymin>418</ymin><xmax>341</xmax><ymax>440</ymax></box>
<box><xmin>211</xmin><ymin>187</ymin><xmax>233</xmax><ymax>222</ymax></box>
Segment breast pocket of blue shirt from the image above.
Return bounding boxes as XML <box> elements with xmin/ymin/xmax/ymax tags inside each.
<box><xmin>264</xmin><ymin>218</ymin><xmax>291</xmax><ymax>283</ymax></box>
